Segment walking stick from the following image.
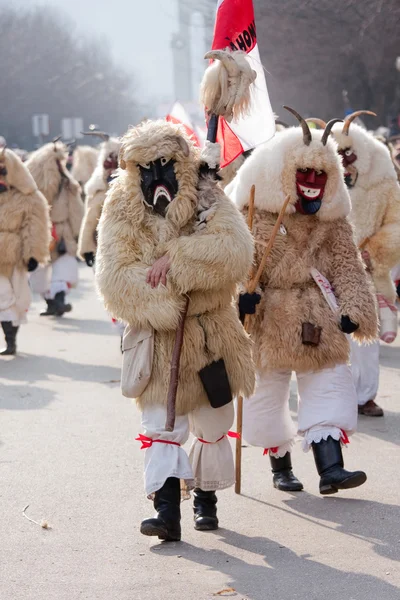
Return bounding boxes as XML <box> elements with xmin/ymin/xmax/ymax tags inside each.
<box><xmin>165</xmin><ymin>296</ymin><xmax>190</xmax><ymax>432</ymax></box>
<box><xmin>165</xmin><ymin>50</ymin><xmax>257</xmax><ymax>432</ymax></box>
<box><xmin>235</xmin><ymin>193</ymin><xmax>291</xmax><ymax>494</ymax></box>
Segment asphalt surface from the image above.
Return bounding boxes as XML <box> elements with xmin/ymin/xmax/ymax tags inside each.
<box><xmin>1</xmin><ymin>265</ymin><xmax>399</xmax><ymax>600</ymax></box>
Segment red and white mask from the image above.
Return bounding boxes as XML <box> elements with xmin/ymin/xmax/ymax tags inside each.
<box><xmin>295</xmin><ymin>168</ymin><xmax>328</xmax><ymax>214</ymax></box>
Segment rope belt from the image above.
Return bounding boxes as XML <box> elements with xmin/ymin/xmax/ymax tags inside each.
<box><xmin>136</xmin><ymin>431</ymin><xmax>240</xmax><ymax>449</ymax></box>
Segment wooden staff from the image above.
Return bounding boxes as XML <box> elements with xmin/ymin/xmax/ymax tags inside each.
<box><xmin>235</xmin><ymin>192</ymin><xmax>291</xmax><ymax>494</ymax></box>
<box><xmin>165</xmin><ymin>296</ymin><xmax>190</xmax><ymax>432</ymax></box>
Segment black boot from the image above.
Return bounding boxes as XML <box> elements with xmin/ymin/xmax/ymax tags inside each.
<box><xmin>54</xmin><ymin>291</ymin><xmax>72</xmax><ymax>316</ymax></box>
<box><xmin>40</xmin><ymin>299</ymin><xmax>57</xmax><ymax>316</ymax></box>
<box><xmin>270</xmin><ymin>452</ymin><xmax>304</xmax><ymax>492</ymax></box>
<box><xmin>140</xmin><ymin>477</ymin><xmax>181</xmax><ymax>541</ymax></box>
<box><xmin>312</xmin><ymin>436</ymin><xmax>367</xmax><ymax>495</ymax></box>
<box><xmin>0</xmin><ymin>321</ymin><xmax>18</xmax><ymax>355</ymax></box>
<box><xmin>193</xmin><ymin>488</ymin><xmax>219</xmax><ymax>531</ymax></box>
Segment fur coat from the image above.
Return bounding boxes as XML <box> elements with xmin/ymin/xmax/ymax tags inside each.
<box><xmin>332</xmin><ymin>123</ymin><xmax>400</xmax><ymax>303</ymax></box>
<box><xmin>96</xmin><ymin>120</ymin><xmax>255</xmax><ymax>415</ymax></box>
<box><xmin>27</xmin><ymin>142</ymin><xmax>84</xmax><ymax>261</ymax></box>
<box><xmin>230</xmin><ymin>127</ymin><xmax>378</xmax><ymax>374</ymax></box>
<box><xmin>0</xmin><ymin>149</ymin><xmax>50</xmax><ymax>278</ymax></box>
<box><xmin>78</xmin><ymin>138</ymin><xmax>120</xmax><ymax>257</ymax></box>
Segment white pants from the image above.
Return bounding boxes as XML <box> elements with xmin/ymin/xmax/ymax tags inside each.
<box><xmin>140</xmin><ymin>402</ymin><xmax>235</xmax><ymax>498</ymax></box>
<box><xmin>30</xmin><ymin>254</ymin><xmax>78</xmax><ymax>299</ymax></box>
<box><xmin>350</xmin><ymin>339</ymin><xmax>380</xmax><ymax>406</ymax></box>
<box><xmin>242</xmin><ymin>364</ymin><xmax>358</xmax><ymax>456</ymax></box>
<box><xmin>0</xmin><ymin>268</ymin><xmax>31</xmax><ymax>326</ymax></box>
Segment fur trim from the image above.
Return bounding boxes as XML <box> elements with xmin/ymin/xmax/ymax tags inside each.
<box><xmin>3</xmin><ymin>149</ymin><xmax>37</xmax><ymax>195</ymax></box>
<box><xmin>84</xmin><ymin>138</ymin><xmax>121</xmax><ymax>199</ymax></box>
<box><xmin>229</xmin><ymin>127</ymin><xmax>351</xmax><ymax>222</ymax></box>
<box><xmin>200</xmin><ymin>141</ymin><xmax>221</xmax><ymax>169</ymax></box>
<box><xmin>332</xmin><ymin>123</ymin><xmax>400</xmax><ymax>302</ymax></box>
<box><xmin>0</xmin><ymin>186</ymin><xmax>50</xmax><ymax>276</ymax></box>
<box><xmin>96</xmin><ymin>119</ymin><xmax>256</xmax><ymax>414</ymax></box>
<box><xmin>243</xmin><ymin>210</ymin><xmax>378</xmax><ymax>374</ymax></box>
<box><xmin>26</xmin><ymin>142</ymin><xmax>67</xmax><ymax>205</ymax></box>
<box><xmin>71</xmin><ymin>145</ymin><xmax>98</xmax><ymax>185</ymax></box>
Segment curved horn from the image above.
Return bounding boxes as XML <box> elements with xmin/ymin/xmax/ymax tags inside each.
<box><xmin>283</xmin><ymin>106</ymin><xmax>312</xmax><ymax>146</ymax></box>
<box><xmin>52</xmin><ymin>135</ymin><xmax>62</xmax><ymax>144</ymax></box>
<box><xmin>81</xmin><ymin>131</ymin><xmax>110</xmax><ymax>142</ymax></box>
<box><xmin>342</xmin><ymin>110</ymin><xmax>377</xmax><ymax>135</ymax></box>
<box><xmin>306</xmin><ymin>118</ymin><xmax>327</xmax><ymax>129</ymax></box>
<box><xmin>321</xmin><ymin>118</ymin><xmax>343</xmax><ymax>146</ymax></box>
<box><xmin>0</xmin><ymin>145</ymin><xmax>6</xmax><ymax>159</ymax></box>
<box><xmin>204</xmin><ymin>50</ymin><xmax>240</xmax><ymax>76</ymax></box>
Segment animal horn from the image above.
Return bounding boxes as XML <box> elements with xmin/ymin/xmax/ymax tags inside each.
<box><xmin>81</xmin><ymin>131</ymin><xmax>110</xmax><ymax>142</ymax></box>
<box><xmin>283</xmin><ymin>106</ymin><xmax>312</xmax><ymax>146</ymax></box>
<box><xmin>321</xmin><ymin>119</ymin><xmax>343</xmax><ymax>146</ymax></box>
<box><xmin>204</xmin><ymin>50</ymin><xmax>241</xmax><ymax>76</ymax></box>
<box><xmin>306</xmin><ymin>118</ymin><xmax>327</xmax><ymax>129</ymax></box>
<box><xmin>342</xmin><ymin>110</ymin><xmax>377</xmax><ymax>135</ymax></box>
<box><xmin>0</xmin><ymin>145</ymin><xmax>6</xmax><ymax>159</ymax></box>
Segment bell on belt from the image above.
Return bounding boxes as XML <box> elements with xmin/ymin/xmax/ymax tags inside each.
<box><xmin>302</xmin><ymin>322</ymin><xmax>322</xmax><ymax>346</ymax></box>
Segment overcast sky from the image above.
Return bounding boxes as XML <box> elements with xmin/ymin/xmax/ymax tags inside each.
<box><xmin>9</xmin><ymin>0</ymin><xmax>180</xmax><ymax>102</ymax></box>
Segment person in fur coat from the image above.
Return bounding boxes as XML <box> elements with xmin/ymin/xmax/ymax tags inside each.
<box><xmin>78</xmin><ymin>137</ymin><xmax>121</xmax><ymax>266</ymax></box>
<box><xmin>332</xmin><ymin>113</ymin><xmax>400</xmax><ymax>417</ymax></box>
<box><xmin>228</xmin><ymin>109</ymin><xmax>378</xmax><ymax>495</ymax></box>
<box><xmin>95</xmin><ymin>119</ymin><xmax>255</xmax><ymax>541</ymax></box>
<box><xmin>27</xmin><ymin>141</ymin><xmax>84</xmax><ymax>316</ymax></box>
<box><xmin>0</xmin><ymin>147</ymin><xmax>50</xmax><ymax>354</ymax></box>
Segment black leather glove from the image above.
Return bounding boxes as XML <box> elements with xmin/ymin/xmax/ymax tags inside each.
<box><xmin>340</xmin><ymin>315</ymin><xmax>359</xmax><ymax>334</ymax></box>
<box><xmin>27</xmin><ymin>258</ymin><xmax>38</xmax><ymax>272</ymax></box>
<box><xmin>84</xmin><ymin>252</ymin><xmax>95</xmax><ymax>267</ymax></box>
<box><xmin>239</xmin><ymin>292</ymin><xmax>261</xmax><ymax>324</ymax></box>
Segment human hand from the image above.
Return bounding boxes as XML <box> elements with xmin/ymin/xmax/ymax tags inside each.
<box><xmin>146</xmin><ymin>255</ymin><xmax>171</xmax><ymax>288</ymax></box>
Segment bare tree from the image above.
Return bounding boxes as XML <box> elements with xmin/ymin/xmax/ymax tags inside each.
<box><xmin>254</xmin><ymin>0</ymin><xmax>400</xmax><ymax>125</ymax></box>
<box><xmin>0</xmin><ymin>6</ymin><xmax>139</xmax><ymax>148</ymax></box>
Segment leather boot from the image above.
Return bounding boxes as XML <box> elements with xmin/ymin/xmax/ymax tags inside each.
<box><xmin>358</xmin><ymin>400</ymin><xmax>384</xmax><ymax>417</ymax></box>
<box><xmin>40</xmin><ymin>299</ymin><xmax>57</xmax><ymax>316</ymax></box>
<box><xmin>312</xmin><ymin>436</ymin><xmax>367</xmax><ymax>495</ymax></box>
<box><xmin>193</xmin><ymin>488</ymin><xmax>219</xmax><ymax>531</ymax></box>
<box><xmin>0</xmin><ymin>321</ymin><xmax>18</xmax><ymax>355</ymax></box>
<box><xmin>270</xmin><ymin>452</ymin><xmax>303</xmax><ymax>492</ymax></box>
<box><xmin>54</xmin><ymin>292</ymin><xmax>72</xmax><ymax>316</ymax></box>
<box><xmin>140</xmin><ymin>477</ymin><xmax>181</xmax><ymax>541</ymax></box>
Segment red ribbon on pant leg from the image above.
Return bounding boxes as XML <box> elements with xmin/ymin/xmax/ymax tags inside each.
<box><xmin>340</xmin><ymin>430</ymin><xmax>350</xmax><ymax>445</ymax></box>
<box><xmin>135</xmin><ymin>434</ymin><xmax>181</xmax><ymax>450</ymax></box>
<box><xmin>197</xmin><ymin>431</ymin><xmax>241</xmax><ymax>444</ymax></box>
<box><xmin>263</xmin><ymin>447</ymin><xmax>279</xmax><ymax>456</ymax></box>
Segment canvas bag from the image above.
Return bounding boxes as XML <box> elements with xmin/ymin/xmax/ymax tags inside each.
<box><xmin>121</xmin><ymin>324</ymin><xmax>154</xmax><ymax>398</ymax></box>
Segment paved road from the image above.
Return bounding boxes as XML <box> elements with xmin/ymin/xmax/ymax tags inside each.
<box><xmin>1</xmin><ymin>265</ymin><xmax>399</xmax><ymax>600</ymax></box>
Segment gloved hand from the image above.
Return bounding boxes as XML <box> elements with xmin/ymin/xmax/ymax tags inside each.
<box><xmin>340</xmin><ymin>315</ymin><xmax>359</xmax><ymax>334</ymax></box>
<box><xmin>84</xmin><ymin>252</ymin><xmax>95</xmax><ymax>267</ymax></box>
<box><xmin>27</xmin><ymin>258</ymin><xmax>38</xmax><ymax>272</ymax></box>
<box><xmin>239</xmin><ymin>292</ymin><xmax>261</xmax><ymax>324</ymax></box>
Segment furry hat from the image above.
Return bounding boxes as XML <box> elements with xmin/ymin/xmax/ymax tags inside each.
<box><xmin>228</xmin><ymin>126</ymin><xmax>351</xmax><ymax>221</ymax></box>
<box><xmin>85</xmin><ymin>137</ymin><xmax>121</xmax><ymax>198</ymax></box>
<box><xmin>332</xmin><ymin>122</ymin><xmax>398</xmax><ymax>185</ymax></box>
<box><xmin>26</xmin><ymin>141</ymin><xmax>80</xmax><ymax>204</ymax></box>
<box><xmin>1</xmin><ymin>148</ymin><xmax>38</xmax><ymax>195</ymax></box>
<box><xmin>115</xmin><ymin>120</ymin><xmax>200</xmax><ymax>231</ymax></box>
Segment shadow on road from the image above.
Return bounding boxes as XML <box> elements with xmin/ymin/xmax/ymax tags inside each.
<box><xmin>379</xmin><ymin>344</ymin><xmax>400</xmax><ymax>370</ymax></box>
<box><xmin>0</xmin><ymin>383</ymin><xmax>56</xmax><ymax>411</ymax></box>
<box><xmin>149</xmin><ymin>527</ymin><xmax>399</xmax><ymax>599</ymax></box>
<box><xmin>0</xmin><ymin>354</ymin><xmax>120</xmax><ymax>385</ymax></box>
<box><xmin>51</xmin><ymin>317</ymin><xmax>117</xmax><ymax>336</ymax></box>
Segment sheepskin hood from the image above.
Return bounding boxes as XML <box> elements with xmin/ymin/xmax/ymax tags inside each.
<box><xmin>117</xmin><ymin>119</ymin><xmax>199</xmax><ymax>231</ymax></box>
<box><xmin>229</xmin><ymin>126</ymin><xmax>351</xmax><ymax>221</ymax></box>
<box><xmin>0</xmin><ymin>147</ymin><xmax>38</xmax><ymax>195</ymax></box>
<box><xmin>332</xmin><ymin>122</ymin><xmax>398</xmax><ymax>185</ymax></box>
<box><xmin>85</xmin><ymin>137</ymin><xmax>121</xmax><ymax>198</ymax></box>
